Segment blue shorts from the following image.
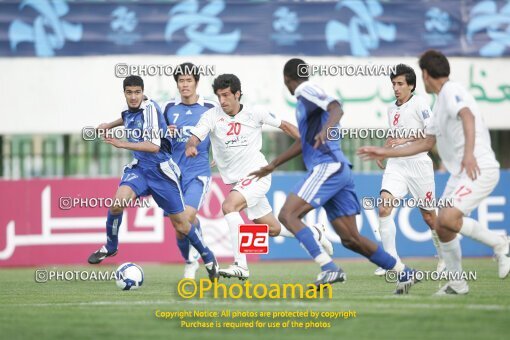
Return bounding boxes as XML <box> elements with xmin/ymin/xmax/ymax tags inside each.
<box><xmin>182</xmin><ymin>176</ymin><xmax>211</xmax><ymax>210</ymax></box>
<box><xmin>119</xmin><ymin>159</ymin><xmax>185</xmax><ymax>215</ymax></box>
<box><xmin>293</xmin><ymin>162</ymin><xmax>360</xmax><ymax>221</ymax></box>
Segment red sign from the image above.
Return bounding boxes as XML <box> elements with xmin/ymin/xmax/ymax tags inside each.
<box><xmin>0</xmin><ymin>177</ymin><xmax>258</xmax><ymax>266</ymax></box>
<box><xmin>239</xmin><ymin>224</ymin><xmax>269</xmax><ymax>254</ymax></box>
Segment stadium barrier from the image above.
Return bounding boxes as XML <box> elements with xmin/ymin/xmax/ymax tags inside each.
<box><xmin>1</xmin><ymin>172</ymin><xmax>508</xmax><ymax>266</ymax></box>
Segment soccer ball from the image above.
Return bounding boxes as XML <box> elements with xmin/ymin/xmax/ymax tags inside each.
<box><xmin>115</xmin><ymin>262</ymin><xmax>144</xmax><ymax>290</ymax></box>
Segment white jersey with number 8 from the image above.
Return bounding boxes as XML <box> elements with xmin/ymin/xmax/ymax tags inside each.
<box><xmin>387</xmin><ymin>94</ymin><xmax>432</xmax><ymax>160</ymax></box>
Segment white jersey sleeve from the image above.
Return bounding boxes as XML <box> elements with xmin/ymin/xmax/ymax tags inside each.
<box><xmin>425</xmin><ymin>114</ymin><xmax>438</xmax><ymax>136</ymax></box>
<box><xmin>256</xmin><ymin>109</ymin><xmax>282</xmax><ymax>128</ymax></box>
<box><xmin>414</xmin><ymin>95</ymin><xmax>433</xmax><ymax>129</ymax></box>
<box><xmin>142</xmin><ymin>100</ymin><xmax>161</xmax><ymax>147</ymax></box>
<box><xmin>442</xmin><ymin>85</ymin><xmax>469</xmax><ymax>118</ymax></box>
<box><xmin>296</xmin><ymin>82</ymin><xmax>339</xmax><ymax>111</ymax></box>
<box><xmin>190</xmin><ymin>107</ymin><xmax>215</xmax><ymax>141</ymax></box>
<box><xmin>432</xmin><ymin>81</ymin><xmax>499</xmax><ymax>174</ymax></box>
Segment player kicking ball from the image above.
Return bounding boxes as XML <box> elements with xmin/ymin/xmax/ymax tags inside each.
<box><xmin>88</xmin><ymin>75</ymin><xmax>220</xmax><ymax>281</ymax></box>
<box><xmin>373</xmin><ymin>64</ymin><xmax>444</xmax><ymax>277</ymax></box>
<box><xmin>162</xmin><ymin>63</ymin><xmax>218</xmax><ymax>280</ymax></box>
<box><xmin>358</xmin><ymin>50</ymin><xmax>510</xmax><ymax>295</ymax></box>
<box><xmin>250</xmin><ymin>59</ymin><xmax>418</xmax><ymax>294</ymax></box>
<box><xmin>185</xmin><ymin>74</ymin><xmax>333</xmax><ymax>281</ymax></box>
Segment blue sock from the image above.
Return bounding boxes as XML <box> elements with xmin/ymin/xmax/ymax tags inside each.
<box><xmin>296</xmin><ymin>227</ymin><xmax>338</xmax><ymax>272</ymax></box>
<box><xmin>369</xmin><ymin>245</ymin><xmax>397</xmax><ymax>270</ymax></box>
<box><xmin>106</xmin><ymin>211</ymin><xmax>123</xmax><ymax>252</ymax></box>
<box><xmin>185</xmin><ymin>224</ymin><xmax>213</xmax><ymax>264</ymax></box>
<box><xmin>320</xmin><ymin>261</ymin><xmax>338</xmax><ymax>271</ymax></box>
<box><xmin>195</xmin><ymin>218</ymin><xmax>202</xmax><ymax>236</ymax></box>
<box><xmin>176</xmin><ymin>236</ymin><xmax>191</xmax><ymax>263</ymax></box>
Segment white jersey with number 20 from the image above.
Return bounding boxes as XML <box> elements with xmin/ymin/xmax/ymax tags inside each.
<box><xmin>190</xmin><ymin>105</ymin><xmax>282</xmax><ymax>184</ymax></box>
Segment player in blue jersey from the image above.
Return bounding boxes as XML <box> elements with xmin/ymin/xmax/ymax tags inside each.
<box><xmin>162</xmin><ymin>63</ymin><xmax>218</xmax><ymax>279</ymax></box>
<box><xmin>250</xmin><ymin>59</ymin><xmax>417</xmax><ymax>293</ymax></box>
<box><xmin>88</xmin><ymin>75</ymin><xmax>219</xmax><ymax>281</ymax></box>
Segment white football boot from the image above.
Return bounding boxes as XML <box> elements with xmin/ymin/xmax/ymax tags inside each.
<box><xmin>218</xmin><ymin>262</ymin><xmax>250</xmax><ymax>280</ymax></box>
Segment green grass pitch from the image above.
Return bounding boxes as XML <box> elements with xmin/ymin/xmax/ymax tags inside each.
<box><xmin>1</xmin><ymin>259</ymin><xmax>509</xmax><ymax>340</ymax></box>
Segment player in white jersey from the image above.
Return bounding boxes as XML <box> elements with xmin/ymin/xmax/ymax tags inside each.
<box><xmin>358</xmin><ymin>50</ymin><xmax>510</xmax><ymax>295</ymax></box>
<box><xmin>373</xmin><ymin>64</ymin><xmax>444</xmax><ymax>276</ymax></box>
<box><xmin>185</xmin><ymin>74</ymin><xmax>333</xmax><ymax>280</ymax></box>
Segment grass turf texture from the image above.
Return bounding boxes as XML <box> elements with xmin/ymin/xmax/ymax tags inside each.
<box><xmin>1</xmin><ymin>259</ymin><xmax>509</xmax><ymax>340</ymax></box>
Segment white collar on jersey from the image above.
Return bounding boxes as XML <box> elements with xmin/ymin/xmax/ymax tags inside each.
<box><xmin>122</xmin><ymin>96</ymin><xmax>152</xmax><ymax>112</ymax></box>
<box><xmin>174</xmin><ymin>94</ymin><xmax>205</xmax><ymax>106</ymax></box>
<box><xmin>293</xmin><ymin>80</ymin><xmax>310</xmax><ymax>97</ymax></box>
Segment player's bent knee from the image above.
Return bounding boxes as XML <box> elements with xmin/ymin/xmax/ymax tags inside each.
<box><xmin>437</xmin><ymin>208</ymin><xmax>462</xmax><ymax>232</ymax></box>
<box><xmin>278</xmin><ymin>209</ymin><xmax>293</xmax><ymax>226</ymax></box>
<box><xmin>169</xmin><ymin>213</ymin><xmax>189</xmax><ymax>234</ymax></box>
<box><xmin>172</xmin><ymin>220</ymin><xmax>188</xmax><ymax>234</ymax></box>
<box><xmin>341</xmin><ymin>237</ymin><xmax>360</xmax><ymax>251</ymax></box>
<box><xmin>378</xmin><ymin>205</ymin><xmax>392</xmax><ymax>218</ymax></box>
<box><xmin>109</xmin><ymin>205</ymin><xmax>124</xmax><ymax>215</ymax></box>
<box><xmin>186</xmin><ymin>211</ymin><xmax>197</xmax><ymax>224</ymax></box>
<box><xmin>222</xmin><ymin>201</ymin><xmax>240</xmax><ymax>215</ymax></box>
<box><xmin>421</xmin><ymin>211</ymin><xmax>436</xmax><ymax>227</ymax></box>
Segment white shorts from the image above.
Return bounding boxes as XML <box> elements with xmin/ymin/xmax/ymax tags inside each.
<box><xmin>441</xmin><ymin>168</ymin><xmax>499</xmax><ymax>216</ymax></box>
<box><xmin>381</xmin><ymin>157</ymin><xmax>435</xmax><ymax>210</ymax></box>
<box><xmin>232</xmin><ymin>175</ymin><xmax>272</xmax><ymax>220</ymax></box>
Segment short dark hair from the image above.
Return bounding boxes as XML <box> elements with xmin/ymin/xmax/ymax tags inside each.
<box><xmin>212</xmin><ymin>74</ymin><xmax>242</xmax><ymax>99</ymax></box>
<box><xmin>390</xmin><ymin>64</ymin><xmax>417</xmax><ymax>92</ymax></box>
<box><xmin>283</xmin><ymin>58</ymin><xmax>309</xmax><ymax>81</ymax></box>
<box><xmin>123</xmin><ymin>75</ymin><xmax>144</xmax><ymax>90</ymax></box>
<box><xmin>173</xmin><ymin>62</ymin><xmax>200</xmax><ymax>82</ymax></box>
<box><xmin>419</xmin><ymin>50</ymin><xmax>450</xmax><ymax>79</ymax></box>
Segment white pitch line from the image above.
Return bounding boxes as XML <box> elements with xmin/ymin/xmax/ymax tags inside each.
<box><xmin>2</xmin><ymin>300</ymin><xmax>509</xmax><ymax>311</ymax></box>
<box><xmin>1</xmin><ymin>300</ymin><xmax>324</xmax><ymax>308</ymax></box>
<box><xmin>368</xmin><ymin>303</ymin><xmax>510</xmax><ymax>311</ymax></box>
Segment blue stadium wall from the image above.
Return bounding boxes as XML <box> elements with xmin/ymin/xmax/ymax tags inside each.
<box><xmin>262</xmin><ymin>171</ymin><xmax>510</xmax><ymax>260</ymax></box>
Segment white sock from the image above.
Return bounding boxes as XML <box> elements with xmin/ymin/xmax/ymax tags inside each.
<box><xmin>440</xmin><ymin>237</ymin><xmax>463</xmax><ymax>275</ymax></box>
<box><xmin>308</xmin><ymin>224</ymin><xmax>322</xmax><ymax>240</ymax></box>
<box><xmin>224</xmin><ymin>212</ymin><xmax>248</xmax><ymax>267</ymax></box>
<box><xmin>378</xmin><ymin>215</ymin><xmax>400</xmax><ymax>261</ymax></box>
<box><xmin>460</xmin><ymin>217</ymin><xmax>505</xmax><ymax>253</ymax></box>
<box><xmin>278</xmin><ymin>225</ymin><xmax>295</xmax><ymax>238</ymax></box>
<box><xmin>392</xmin><ymin>260</ymin><xmax>405</xmax><ymax>272</ymax></box>
<box><xmin>314</xmin><ymin>252</ymin><xmax>333</xmax><ymax>267</ymax></box>
<box><xmin>430</xmin><ymin>230</ymin><xmax>443</xmax><ymax>259</ymax></box>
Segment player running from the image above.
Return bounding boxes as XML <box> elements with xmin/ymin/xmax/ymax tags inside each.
<box><xmin>185</xmin><ymin>74</ymin><xmax>333</xmax><ymax>280</ymax></box>
<box><xmin>250</xmin><ymin>58</ymin><xmax>417</xmax><ymax>294</ymax></box>
<box><xmin>373</xmin><ymin>64</ymin><xmax>444</xmax><ymax>276</ymax></box>
<box><xmin>358</xmin><ymin>50</ymin><xmax>510</xmax><ymax>295</ymax></box>
<box><xmin>162</xmin><ymin>63</ymin><xmax>218</xmax><ymax>280</ymax></box>
<box><xmin>88</xmin><ymin>75</ymin><xmax>219</xmax><ymax>281</ymax></box>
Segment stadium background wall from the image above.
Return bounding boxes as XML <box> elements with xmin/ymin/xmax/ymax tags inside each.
<box><xmin>1</xmin><ymin>172</ymin><xmax>509</xmax><ymax>266</ymax></box>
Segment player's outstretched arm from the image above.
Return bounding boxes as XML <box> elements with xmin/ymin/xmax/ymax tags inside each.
<box><xmin>278</xmin><ymin>120</ymin><xmax>300</xmax><ymax>139</ymax></box>
<box><xmin>386</xmin><ymin>137</ymin><xmax>418</xmax><ymax>147</ymax></box>
<box><xmin>314</xmin><ymin>101</ymin><xmax>343</xmax><ymax>148</ymax></box>
<box><xmin>97</xmin><ymin>118</ymin><xmax>123</xmax><ymax>131</ymax></box>
<box><xmin>185</xmin><ymin>134</ymin><xmax>201</xmax><ymax>158</ymax></box>
<box><xmin>249</xmin><ymin>139</ymin><xmax>302</xmax><ymax>180</ymax></box>
<box><xmin>357</xmin><ymin>135</ymin><xmax>436</xmax><ymax>161</ymax></box>
<box><xmin>104</xmin><ymin>139</ymin><xmax>160</xmax><ymax>153</ymax></box>
<box><xmin>458</xmin><ymin>107</ymin><xmax>480</xmax><ymax>180</ymax></box>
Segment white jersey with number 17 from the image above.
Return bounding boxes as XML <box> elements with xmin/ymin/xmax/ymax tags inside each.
<box><xmin>190</xmin><ymin>105</ymin><xmax>282</xmax><ymax>184</ymax></box>
<box><xmin>426</xmin><ymin>81</ymin><xmax>499</xmax><ymax>175</ymax></box>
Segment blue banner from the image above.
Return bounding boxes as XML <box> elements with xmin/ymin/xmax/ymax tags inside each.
<box><xmin>261</xmin><ymin>171</ymin><xmax>510</xmax><ymax>260</ymax></box>
<box><xmin>1</xmin><ymin>0</ymin><xmax>510</xmax><ymax>57</ymax></box>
